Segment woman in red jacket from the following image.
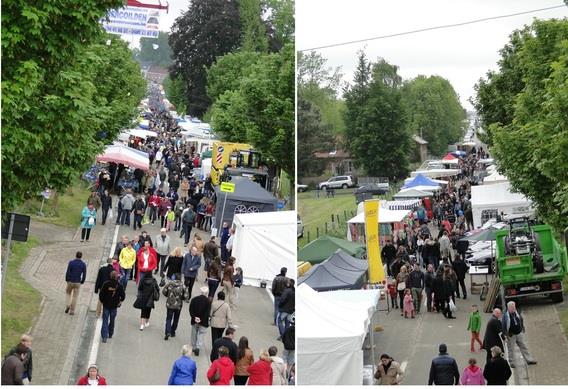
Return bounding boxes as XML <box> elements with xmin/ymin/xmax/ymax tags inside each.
<box><xmin>77</xmin><ymin>364</ymin><xmax>107</xmax><ymax>385</ymax></box>
<box><xmin>207</xmin><ymin>346</ymin><xmax>235</xmax><ymax>385</ymax></box>
<box><xmin>137</xmin><ymin>240</ymin><xmax>158</xmax><ymax>283</ymax></box>
<box><xmin>246</xmin><ymin>349</ymin><xmax>273</xmax><ymax>385</ymax></box>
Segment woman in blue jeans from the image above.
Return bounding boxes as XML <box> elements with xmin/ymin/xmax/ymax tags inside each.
<box><xmin>206</xmin><ymin>260</ymin><xmax>221</xmax><ymax>300</ymax></box>
<box><xmin>99</xmin><ymin>271</ymin><xmax>125</xmax><ymax>343</ymax></box>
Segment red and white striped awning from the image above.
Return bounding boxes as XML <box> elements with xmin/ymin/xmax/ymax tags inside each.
<box><xmin>96</xmin><ymin>144</ymin><xmax>150</xmax><ymax>171</ymax></box>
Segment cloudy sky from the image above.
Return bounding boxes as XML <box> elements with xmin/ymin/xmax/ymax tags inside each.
<box><xmin>297</xmin><ymin>0</ymin><xmax>567</xmax><ymax>110</ymax></box>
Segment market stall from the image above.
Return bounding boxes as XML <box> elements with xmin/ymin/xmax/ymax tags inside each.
<box><xmin>471</xmin><ymin>182</ymin><xmax>533</xmax><ymax>228</ymax></box>
<box><xmin>298</xmin><ymin>249</ymin><xmax>368</xmax><ymax>291</ymax></box>
<box><xmin>393</xmin><ymin>188</ymin><xmax>433</xmax><ymax>199</ymax></box>
<box><xmin>299</xmin><ymin>235</ymin><xmax>366</xmax><ymax>264</ymax></box>
<box><xmin>96</xmin><ymin>144</ymin><xmax>150</xmax><ymax>171</ymax></box>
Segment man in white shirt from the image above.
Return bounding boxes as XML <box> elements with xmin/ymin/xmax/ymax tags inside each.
<box><xmin>225</xmin><ymin>228</ymin><xmax>235</xmax><ymax>258</ymax></box>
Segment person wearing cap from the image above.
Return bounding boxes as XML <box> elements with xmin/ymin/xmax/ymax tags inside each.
<box><xmin>374</xmin><ymin>353</ymin><xmax>404</xmax><ymax>385</ymax></box>
<box><xmin>155</xmin><ymin>228</ymin><xmax>171</xmax><ymax>277</ymax></box>
<box><xmin>189</xmin><ymin>286</ymin><xmax>211</xmax><ymax>356</ymax></box>
<box><xmin>77</xmin><ymin>364</ymin><xmax>107</xmax><ymax>385</ymax></box>
<box><xmin>428</xmin><ymin>344</ymin><xmax>460</xmax><ymax>385</ymax></box>
<box><xmin>162</xmin><ymin>273</ymin><xmax>188</xmax><ymax>340</ymax></box>
<box><xmin>271</xmin><ymin>268</ymin><xmax>288</xmax><ymax>325</ymax></box>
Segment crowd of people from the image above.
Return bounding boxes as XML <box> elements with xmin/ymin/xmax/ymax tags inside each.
<box><xmin>67</xmin><ymin>84</ymin><xmax>295</xmax><ymax>385</ymax></box>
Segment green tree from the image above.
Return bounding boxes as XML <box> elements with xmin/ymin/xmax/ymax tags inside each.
<box><xmin>169</xmin><ymin>0</ymin><xmax>242</xmax><ymax>117</ymax></box>
<box><xmin>343</xmin><ymin>54</ymin><xmax>410</xmax><ymax>179</ymax></box>
<box><xmin>137</xmin><ymin>31</ymin><xmax>173</xmax><ymax>67</ymax></box>
<box><xmin>264</xmin><ymin>0</ymin><xmax>294</xmax><ymax>51</ymax></box>
<box><xmin>297</xmin><ymin>96</ymin><xmax>334</xmax><ymax>178</ymax></box>
<box><xmin>207</xmin><ymin>51</ymin><xmax>263</xmax><ymax>102</ymax></box>
<box><xmin>163</xmin><ymin>75</ymin><xmax>187</xmax><ymax>115</ymax></box>
<box><xmin>2</xmin><ymin>1</ymin><xmax>145</xmax><ymax>212</ymax></box>
<box><xmin>476</xmin><ymin>19</ymin><xmax>568</xmax><ymax>232</ymax></box>
<box><xmin>402</xmin><ymin>75</ymin><xmax>467</xmax><ymax>156</ymax></box>
<box><xmin>240</xmin><ymin>0</ymin><xmax>268</xmax><ymax>52</ymax></box>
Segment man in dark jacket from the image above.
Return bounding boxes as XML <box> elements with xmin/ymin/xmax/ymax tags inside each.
<box><xmin>278</xmin><ymin>279</ymin><xmax>295</xmax><ymax>338</ymax></box>
<box><xmin>99</xmin><ymin>271</ymin><xmax>126</xmax><ymax>343</ymax></box>
<box><xmin>452</xmin><ymin>257</ymin><xmax>468</xmax><ymax>299</ymax></box>
<box><xmin>203</xmin><ymin>236</ymin><xmax>219</xmax><ymax>273</ymax></box>
<box><xmin>424</xmin><ymin>264</ymin><xmax>435</xmax><ymax>312</ymax></box>
<box><xmin>381</xmin><ymin>240</ymin><xmax>397</xmax><ymax>276</ymax></box>
<box><xmin>132</xmin><ymin>196</ymin><xmax>145</xmax><ymax>231</ymax></box>
<box><xmin>210</xmin><ymin>327</ymin><xmax>238</xmax><ymax>364</ymax></box>
<box><xmin>4</xmin><ymin>335</ymin><xmax>33</xmax><ymax>384</ymax></box>
<box><xmin>1</xmin><ymin>344</ymin><xmax>28</xmax><ymax>385</ymax></box>
<box><xmin>483</xmin><ymin>308</ymin><xmax>504</xmax><ymax>363</ymax></box>
<box><xmin>428</xmin><ymin>344</ymin><xmax>460</xmax><ymax>385</ymax></box>
<box><xmin>182</xmin><ymin>246</ymin><xmax>201</xmax><ymax>300</ymax></box>
<box><xmin>282</xmin><ymin>314</ymin><xmax>295</xmax><ymax>368</ymax></box>
<box><xmin>271</xmin><ymin>267</ymin><xmax>288</xmax><ymax>325</ymax></box>
<box><xmin>94</xmin><ymin>258</ymin><xmax>115</xmax><ymax>318</ymax></box>
<box><xmin>189</xmin><ymin>286</ymin><xmax>211</xmax><ymax>356</ymax></box>
<box><xmin>408</xmin><ymin>264</ymin><xmax>425</xmax><ymax>313</ymax></box>
<box><xmin>65</xmin><ymin>251</ymin><xmax>87</xmax><ymax>315</ymax></box>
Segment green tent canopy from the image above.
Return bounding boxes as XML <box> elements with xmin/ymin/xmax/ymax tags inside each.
<box><xmin>299</xmin><ymin>235</ymin><xmax>366</xmax><ymax>264</ymax></box>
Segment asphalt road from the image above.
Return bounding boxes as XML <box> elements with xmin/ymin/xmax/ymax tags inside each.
<box><xmin>94</xmin><ymin>222</ymin><xmax>280</xmax><ymax>385</ymax></box>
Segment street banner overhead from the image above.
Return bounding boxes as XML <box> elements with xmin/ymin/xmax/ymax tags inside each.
<box><xmin>101</xmin><ymin>6</ymin><xmax>160</xmax><ymax>38</ymax></box>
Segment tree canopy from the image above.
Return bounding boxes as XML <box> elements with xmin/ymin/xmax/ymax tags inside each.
<box><xmin>169</xmin><ymin>0</ymin><xmax>242</xmax><ymax>118</ymax></box>
<box><xmin>473</xmin><ymin>19</ymin><xmax>568</xmax><ymax>232</ymax></box>
<box><xmin>402</xmin><ymin>75</ymin><xmax>467</xmax><ymax>156</ymax></box>
<box><xmin>136</xmin><ymin>31</ymin><xmax>173</xmax><ymax>67</ymax></box>
<box><xmin>2</xmin><ymin>1</ymin><xmax>145</xmax><ymax>211</ymax></box>
<box><xmin>343</xmin><ymin>53</ymin><xmax>411</xmax><ymax>179</ymax></box>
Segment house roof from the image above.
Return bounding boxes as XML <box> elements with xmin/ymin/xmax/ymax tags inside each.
<box><xmin>413</xmin><ymin>135</ymin><xmax>428</xmax><ymax>145</ymax></box>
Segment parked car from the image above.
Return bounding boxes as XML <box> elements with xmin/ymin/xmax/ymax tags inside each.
<box><xmin>297</xmin><ymin>184</ymin><xmax>308</xmax><ymax>192</ymax></box>
<box><xmin>297</xmin><ymin>215</ymin><xmax>304</xmax><ymax>238</ymax></box>
<box><xmin>318</xmin><ymin>175</ymin><xmax>356</xmax><ymax>190</ymax></box>
<box><xmin>354</xmin><ymin>183</ymin><xmax>389</xmax><ymax>196</ymax></box>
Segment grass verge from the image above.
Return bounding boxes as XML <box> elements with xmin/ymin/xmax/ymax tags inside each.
<box><xmin>1</xmin><ymin>236</ymin><xmax>42</xmax><ymax>356</ymax></box>
<box><xmin>17</xmin><ymin>180</ymin><xmax>92</xmax><ymax>228</ymax></box>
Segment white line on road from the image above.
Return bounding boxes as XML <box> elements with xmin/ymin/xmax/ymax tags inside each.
<box><xmin>88</xmin><ymin>225</ymin><xmax>119</xmax><ymax>366</ymax></box>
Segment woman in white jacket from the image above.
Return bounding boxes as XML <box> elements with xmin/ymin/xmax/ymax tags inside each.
<box><xmin>268</xmin><ymin>346</ymin><xmax>287</xmax><ymax>385</ymax></box>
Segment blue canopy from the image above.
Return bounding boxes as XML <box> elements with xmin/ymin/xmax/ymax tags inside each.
<box><xmin>402</xmin><ymin>173</ymin><xmax>440</xmax><ymax>189</ymax></box>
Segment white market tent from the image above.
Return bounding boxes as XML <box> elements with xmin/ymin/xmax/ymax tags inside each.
<box><xmin>231</xmin><ymin>211</ymin><xmax>296</xmax><ymax>287</ymax></box>
<box><xmin>126</xmin><ymin>128</ymin><xmax>158</xmax><ymax>139</ymax></box>
<box><xmin>471</xmin><ymin>182</ymin><xmax>532</xmax><ymax>228</ymax></box>
<box><xmin>347</xmin><ymin>208</ymin><xmax>410</xmax><ymax>225</ymax></box>
<box><xmin>393</xmin><ymin>188</ymin><xmax>434</xmax><ymax>199</ymax></box>
<box><xmin>297</xmin><ymin>284</ymin><xmax>379</xmax><ymax>385</ymax></box>
<box><xmin>411</xmin><ymin>168</ymin><xmax>461</xmax><ymax>178</ymax></box>
<box><xmin>483</xmin><ymin>171</ymin><xmax>508</xmax><ymax>184</ymax></box>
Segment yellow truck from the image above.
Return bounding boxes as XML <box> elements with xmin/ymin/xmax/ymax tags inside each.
<box><xmin>211</xmin><ymin>141</ymin><xmax>268</xmax><ymax>189</ymax></box>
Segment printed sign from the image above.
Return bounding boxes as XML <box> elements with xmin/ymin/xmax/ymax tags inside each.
<box><xmin>220</xmin><ymin>182</ymin><xmax>235</xmax><ymax>193</ymax></box>
<box><xmin>364</xmin><ymin>199</ymin><xmax>386</xmax><ymax>283</ymax></box>
<box><xmin>100</xmin><ymin>6</ymin><xmax>160</xmax><ymax>38</ymax></box>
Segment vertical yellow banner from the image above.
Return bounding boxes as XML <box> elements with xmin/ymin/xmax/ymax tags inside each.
<box><xmin>364</xmin><ymin>199</ymin><xmax>385</xmax><ymax>283</ymax></box>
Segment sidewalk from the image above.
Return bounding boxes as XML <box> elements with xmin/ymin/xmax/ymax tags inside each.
<box><xmin>19</xmin><ymin>219</ymin><xmax>113</xmax><ymax>385</ymax></box>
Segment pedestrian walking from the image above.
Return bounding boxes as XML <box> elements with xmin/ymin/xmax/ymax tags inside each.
<box><xmin>155</xmin><ymin>228</ymin><xmax>171</xmax><ymax>277</ymax></box>
<box><xmin>120</xmin><ymin>189</ymin><xmax>135</xmax><ymax>226</ymax></box>
<box><xmin>166</xmin><ymin>206</ymin><xmax>175</xmax><ymax>231</ymax></box>
<box><xmin>460</xmin><ymin>358</ymin><xmax>485</xmax><ymax>385</ymax></box>
<box><xmin>4</xmin><ymin>334</ymin><xmax>33</xmax><ymax>384</ymax></box>
<box><xmin>136</xmin><ymin>240</ymin><xmax>158</xmax><ymax>283</ymax></box>
<box><xmin>222</xmin><ymin>257</ymin><xmax>236</xmax><ymax>310</ymax></box>
<box><xmin>80</xmin><ymin>203</ymin><xmax>97</xmax><ymax>242</ymax></box>
<box><xmin>94</xmin><ymin>258</ymin><xmax>115</xmax><ymax>317</ymax></box>
<box><xmin>182</xmin><ymin>246</ymin><xmax>201</xmax><ymax>299</ymax></box>
<box><xmin>118</xmin><ymin>241</ymin><xmax>136</xmax><ymax>290</ymax></box>
<box><xmin>452</xmin><ymin>256</ymin><xmax>468</xmax><ymax>299</ymax></box>
<box><xmin>395</xmin><ymin>266</ymin><xmax>409</xmax><ymax>315</ymax></box>
<box><xmin>134</xmin><ymin>273</ymin><xmax>160</xmax><ymax>330</ymax></box>
<box><xmin>428</xmin><ymin>344</ymin><xmax>460</xmax><ymax>385</ymax></box>
<box><xmin>403</xmin><ymin>289</ymin><xmax>415</xmax><ymax>319</ymax></box>
<box><xmin>203</xmin><ymin>237</ymin><xmax>219</xmax><ymax>274</ymax></box>
<box><xmin>220</xmin><ymin>222</ymin><xmax>230</xmax><ymax>261</ymax></box>
<box><xmin>210</xmin><ymin>291</ymin><xmax>233</xmax><ymax>348</ymax></box>
<box><xmin>408</xmin><ymin>263</ymin><xmax>424</xmax><ymax>313</ymax></box>
<box><xmin>189</xmin><ymin>286</ymin><xmax>211</xmax><ymax>356</ymax></box>
<box><xmin>1</xmin><ymin>344</ymin><xmax>28</xmax><ymax>385</ymax></box>
<box><xmin>467</xmin><ymin>304</ymin><xmax>484</xmax><ymax>353</ymax></box>
<box><xmin>132</xmin><ymin>195</ymin><xmax>145</xmax><ymax>230</ymax></box>
<box><xmin>168</xmin><ymin>345</ymin><xmax>197</xmax><ymax>386</ymax></box>
<box><xmin>246</xmin><ymin>349</ymin><xmax>273</xmax><ymax>385</ymax></box>
<box><xmin>268</xmin><ymin>346</ymin><xmax>287</xmax><ymax>385</ymax></box>
<box><xmin>99</xmin><ymin>271</ymin><xmax>126</xmax><ymax>343</ymax></box>
<box><xmin>100</xmin><ymin>190</ymin><xmax>112</xmax><ymax>225</ymax></box>
<box><xmin>424</xmin><ymin>264</ymin><xmax>435</xmax><ymax>312</ymax></box>
<box><xmin>277</xmin><ymin>279</ymin><xmax>295</xmax><ymax>338</ymax></box>
<box><xmin>483</xmin><ymin>346</ymin><xmax>512</xmax><ymax>385</ymax></box>
<box><xmin>483</xmin><ymin>309</ymin><xmax>504</xmax><ymax>364</ymax></box>
<box><xmin>502</xmin><ymin>301</ymin><xmax>537</xmax><ymax>368</ymax></box>
<box><xmin>77</xmin><ymin>364</ymin><xmax>107</xmax><ymax>385</ymax></box>
<box><xmin>234</xmin><ymin>337</ymin><xmax>254</xmax><ymax>385</ymax></box>
<box><xmin>181</xmin><ymin>205</ymin><xmax>196</xmax><ymax>245</ymax></box>
<box><xmin>207</xmin><ymin>346</ymin><xmax>234</xmax><ymax>385</ymax></box>
<box><xmin>162</xmin><ymin>273</ymin><xmax>188</xmax><ymax>340</ymax></box>
<box><xmin>271</xmin><ymin>268</ymin><xmax>288</xmax><ymax>325</ymax></box>
<box><xmin>211</xmin><ymin>327</ymin><xmax>239</xmax><ymax>365</ymax></box>
<box><xmin>282</xmin><ymin>313</ymin><xmax>295</xmax><ymax>369</ymax></box>
<box><xmin>374</xmin><ymin>353</ymin><xmax>404</xmax><ymax>385</ymax></box>
<box><xmin>163</xmin><ymin>247</ymin><xmax>184</xmax><ymax>280</ymax></box>
<box><xmin>207</xmin><ymin>259</ymin><xmax>222</xmax><ymax>300</ymax></box>
<box><xmin>65</xmin><ymin>251</ymin><xmax>87</xmax><ymax>315</ymax></box>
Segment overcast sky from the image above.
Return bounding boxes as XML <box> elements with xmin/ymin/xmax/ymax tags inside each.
<box><xmin>297</xmin><ymin>0</ymin><xmax>568</xmax><ymax>110</ymax></box>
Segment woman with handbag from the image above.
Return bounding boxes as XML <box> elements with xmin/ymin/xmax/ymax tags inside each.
<box><xmin>80</xmin><ymin>203</ymin><xmax>97</xmax><ymax>242</ymax></box>
<box><xmin>210</xmin><ymin>291</ymin><xmax>233</xmax><ymax>347</ymax></box>
<box><xmin>133</xmin><ymin>273</ymin><xmax>160</xmax><ymax>331</ymax></box>
<box><xmin>395</xmin><ymin>266</ymin><xmax>409</xmax><ymax>316</ymax></box>
<box><xmin>207</xmin><ymin>346</ymin><xmax>234</xmax><ymax>385</ymax></box>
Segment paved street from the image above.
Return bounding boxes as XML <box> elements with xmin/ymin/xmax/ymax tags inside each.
<box><xmin>94</xmin><ymin>221</ymin><xmax>280</xmax><ymax>385</ymax></box>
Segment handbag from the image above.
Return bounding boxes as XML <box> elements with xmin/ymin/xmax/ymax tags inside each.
<box><xmin>108</xmin><ymin>209</ymin><xmax>114</xmax><ymax>219</ymax></box>
<box><xmin>153</xmin><ymin>283</ymin><xmax>161</xmax><ymax>301</ymax></box>
<box><xmin>88</xmin><ymin>216</ymin><xmax>95</xmax><ymax>226</ymax></box>
<box><xmin>209</xmin><ymin>366</ymin><xmax>221</xmax><ymax>384</ymax></box>
<box><xmin>396</xmin><ymin>281</ymin><xmax>406</xmax><ymax>291</ymax></box>
<box><xmin>449</xmin><ymin>299</ymin><xmax>457</xmax><ymax>312</ymax></box>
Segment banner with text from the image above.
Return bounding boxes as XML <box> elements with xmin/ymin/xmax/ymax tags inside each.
<box><xmin>101</xmin><ymin>6</ymin><xmax>160</xmax><ymax>38</ymax></box>
<box><xmin>364</xmin><ymin>199</ymin><xmax>386</xmax><ymax>283</ymax></box>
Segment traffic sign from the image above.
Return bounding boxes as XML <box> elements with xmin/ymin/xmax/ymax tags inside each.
<box><xmin>220</xmin><ymin>182</ymin><xmax>235</xmax><ymax>193</ymax></box>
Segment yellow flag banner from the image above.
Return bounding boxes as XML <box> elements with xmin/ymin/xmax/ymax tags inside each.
<box><xmin>364</xmin><ymin>199</ymin><xmax>385</xmax><ymax>283</ymax></box>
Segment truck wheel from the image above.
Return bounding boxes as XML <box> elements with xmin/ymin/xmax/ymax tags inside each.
<box><xmin>551</xmin><ymin>292</ymin><xmax>564</xmax><ymax>303</ymax></box>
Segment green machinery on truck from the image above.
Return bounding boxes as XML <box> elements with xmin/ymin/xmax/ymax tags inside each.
<box><xmin>493</xmin><ymin>218</ymin><xmax>567</xmax><ymax>304</ymax></box>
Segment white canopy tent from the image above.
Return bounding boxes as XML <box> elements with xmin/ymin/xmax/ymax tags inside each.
<box><xmin>411</xmin><ymin>168</ymin><xmax>461</xmax><ymax>178</ymax></box>
<box><xmin>471</xmin><ymin>182</ymin><xmax>533</xmax><ymax>228</ymax></box>
<box><xmin>126</xmin><ymin>128</ymin><xmax>158</xmax><ymax>139</ymax></box>
<box><xmin>393</xmin><ymin>188</ymin><xmax>434</xmax><ymax>199</ymax></box>
<box><xmin>347</xmin><ymin>208</ymin><xmax>410</xmax><ymax>225</ymax></box>
<box><xmin>297</xmin><ymin>284</ymin><xmax>377</xmax><ymax>385</ymax></box>
<box><xmin>483</xmin><ymin>171</ymin><xmax>508</xmax><ymax>184</ymax></box>
<box><xmin>231</xmin><ymin>211</ymin><xmax>296</xmax><ymax>286</ymax></box>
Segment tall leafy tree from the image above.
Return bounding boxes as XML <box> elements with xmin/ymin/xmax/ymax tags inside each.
<box><xmin>264</xmin><ymin>0</ymin><xmax>294</xmax><ymax>51</ymax></box>
<box><xmin>343</xmin><ymin>54</ymin><xmax>410</xmax><ymax>179</ymax></box>
<box><xmin>137</xmin><ymin>31</ymin><xmax>173</xmax><ymax>67</ymax></box>
<box><xmin>2</xmin><ymin>1</ymin><xmax>145</xmax><ymax>211</ymax></box>
<box><xmin>480</xmin><ymin>19</ymin><xmax>568</xmax><ymax>233</ymax></box>
<box><xmin>402</xmin><ymin>75</ymin><xmax>467</xmax><ymax>156</ymax></box>
<box><xmin>169</xmin><ymin>0</ymin><xmax>242</xmax><ymax>117</ymax></box>
<box><xmin>240</xmin><ymin>0</ymin><xmax>268</xmax><ymax>52</ymax></box>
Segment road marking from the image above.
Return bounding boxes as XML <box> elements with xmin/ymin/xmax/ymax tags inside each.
<box><xmin>88</xmin><ymin>224</ymin><xmax>119</xmax><ymax>366</ymax></box>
